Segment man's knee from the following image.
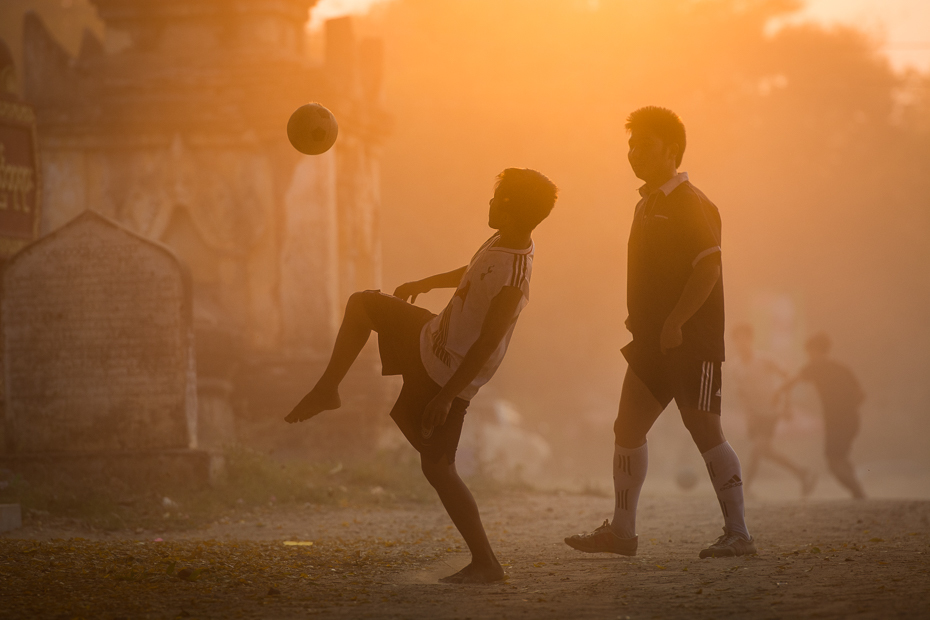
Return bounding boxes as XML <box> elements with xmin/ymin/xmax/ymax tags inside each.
<box><xmin>613</xmin><ymin>416</ymin><xmax>646</xmax><ymax>448</ymax></box>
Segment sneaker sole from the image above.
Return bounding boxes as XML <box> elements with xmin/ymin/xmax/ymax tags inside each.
<box><xmin>563</xmin><ymin>538</ymin><xmax>637</xmax><ymax>556</ymax></box>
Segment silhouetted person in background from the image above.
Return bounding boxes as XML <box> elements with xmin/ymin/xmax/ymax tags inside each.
<box><xmin>285</xmin><ymin>168</ymin><xmax>558</xmax><ymax>583</ymax></box>
<box><xmin>565</xmin><ymin>106</ymin><xmax>755</xmax><ymax>559</ymax></box>
<box><xmin>731</xmin><ymin>323</ymin><xmax>815</xmax><ymax>497</ymax></box>
<box><xmin>776</xmin><ymin>332</ymin><xmax>866</xmax><ymax>499</ymax></box>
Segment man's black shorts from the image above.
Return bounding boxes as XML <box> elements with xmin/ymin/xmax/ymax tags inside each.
<box><xmin>621</xmin><ymin>339</ymin><xmax>722</xmax><ymax>414</ymax></box>
<box><xmin>357</xmin><ymin>290</ymin><xmax>470</xmax><ymax>463</ymax></box>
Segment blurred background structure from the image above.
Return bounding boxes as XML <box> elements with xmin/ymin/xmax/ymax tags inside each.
<box><xmin>0</xmin><ymin>0</ymin><xmax>390</xmax><ymax>470</ymax></box>
<box><xmin>0</xmin><ymin>0</ymin><xmax>927</xmax><ymax>498</ymax></box>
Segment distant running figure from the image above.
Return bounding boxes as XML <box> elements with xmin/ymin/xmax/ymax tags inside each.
<box><xmin>731</xmin><ymin>323</ymin><xmax>815</xmax><ymax>497</ymax></box>
<box><xmin>285</xmin><ymin>168</ymin><xmax>558</xmax><ymax>583</ymax></box>
<box><xmin>564</xmin><ymin>107</ymin><xmax>755</xmax><ymax>559</ymax></box>
<box><xmin>776</xmin><ymin>332</ymin><xmax>866</xmax><ymax>499</ymax></box>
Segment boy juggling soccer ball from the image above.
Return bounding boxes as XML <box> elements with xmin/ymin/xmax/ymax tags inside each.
<box><xmin>564</xmin><ymin>107</ymin><xmax>756</xmax><ymax>558</ymax></box>
<box><xmin>285</xmin><ymin>168</ymin><xmax>558</xmax><ymax>583</ymax></box>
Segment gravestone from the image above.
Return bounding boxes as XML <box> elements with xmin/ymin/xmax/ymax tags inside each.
<box><xmin>2</xmin><ymin>210</ymin><xmax>199</xmax><ymax>458</ymax></box>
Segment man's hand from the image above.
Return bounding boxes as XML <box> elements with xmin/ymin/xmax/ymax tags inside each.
<box><xmin>421</xmin><ymin>392</ymin><xmax>454</xmax><ymax>439</ymax></box>
<box><xmin>659</xmin><ymin>317</ymin><xmax>683</xmax><ymax>354</ymax></box>
<box><xmin>394</xmin><ymin>280</ymin><xmax>425</xmax><ymax>303</ymax></box>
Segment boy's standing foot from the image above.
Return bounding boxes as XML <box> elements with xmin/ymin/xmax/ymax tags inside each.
<box><xmin>439</xmin><ymin>562</ymin><xmax>506</xmax><ymax>584</ymax></box>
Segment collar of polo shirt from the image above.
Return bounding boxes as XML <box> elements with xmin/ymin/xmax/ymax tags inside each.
<box><xmin>638</xmin><ymin>171</ymin><xmax>689</xmax><ymax>198</ymax></box>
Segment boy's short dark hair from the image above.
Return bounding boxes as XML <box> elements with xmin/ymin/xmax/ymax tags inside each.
<box><xmin>805</xmin><ymin>332</ymin><xmax>832</xmax><ymax>355</ymax></box>
<box><xmin>625</xmin><ymin>106</ymin><xmax>687</xmax><ymax>167</ymax></box>
<box><xmin>495</xmin><ymin>168</ymin><xmax>558</xmax><ymax>231</ymax></box>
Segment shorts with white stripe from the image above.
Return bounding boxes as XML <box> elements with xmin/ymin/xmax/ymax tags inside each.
<box><xmin>620</xmin><ymin>340</ymin><xmax>723</xmax><ymax>415</ymax></box>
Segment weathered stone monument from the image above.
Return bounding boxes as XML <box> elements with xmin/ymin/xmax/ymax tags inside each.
<box><xmin>1</xmin><ymin>210</ymin><xmax>211</xmax><ymax>484</ymax></box>
<box><xmin>0</xmin><ymin>40</ymin><xmax>40</xmax><ymax>260</ymax></box>
<box><xmin>12</xmin><ymin>1</ymin><xmax>392</xmax><ymax>458</ymax></box>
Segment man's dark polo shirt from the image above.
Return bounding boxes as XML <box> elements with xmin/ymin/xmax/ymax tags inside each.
<box><xmin>627</xmin><ymin>172</ymin><xmax>725</xmax><ymax>361</ymax></box>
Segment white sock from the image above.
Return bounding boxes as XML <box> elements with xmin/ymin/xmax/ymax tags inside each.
<box><xmin>611</xmin><ymin>443</ymin><xmax>648</xmax><ymax>539</ymax></box>
<box><xmin>702</xmin><ymin>441</ymin><xmax>750</xmax><ymax>539</ymax></box>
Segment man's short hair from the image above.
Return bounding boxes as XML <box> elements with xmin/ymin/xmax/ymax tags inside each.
<box><xmin>625</xmin><ymin>106</ymin><xmax>687</xmax><ymax>167</ymax></box>
<box><xmin>805</xmin><ymin>332</ymin><xmax>832</xmax><ymax>355</ymax></box>
<box><xmin>495</xmin><ymin>168</ymin><xmax>558</xmax><ymax>231</ymax></box>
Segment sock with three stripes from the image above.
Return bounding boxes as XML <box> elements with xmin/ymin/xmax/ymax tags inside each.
<box><xmin>702</xmin><ymin>441</ymin><xmax>750</xmax><ymax>540</ymax></box>
<box><xmin>611</xmin><ymin>442</ymin><xmax>648</xmax><ymax>539</ymax></box>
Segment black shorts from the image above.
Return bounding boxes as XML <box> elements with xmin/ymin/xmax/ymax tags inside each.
<box><xmin>621</xmin><ymin>339</ymin><xmax>722</xmax><ymax>414</ymax></box>
<box><xmin>357</xmin><ymin>290</ymin><xmax>470</xmax><ymax>463</ymax></box>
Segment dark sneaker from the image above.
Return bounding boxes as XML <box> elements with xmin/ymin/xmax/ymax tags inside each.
<box><xmin>699</xmin><ymin>528</ymin><xmax>757</xmax><ymax>558</ymax></box>
<box><xmin>564</xmin><ymin>520</ymin><xmax>637</xmax><ymax>556</ymax></box>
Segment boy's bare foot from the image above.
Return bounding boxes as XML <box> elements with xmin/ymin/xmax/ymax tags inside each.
<box><xmin>439</xmin><ymin>562</ymin><xmax>505</xmax><ymax>584</ymax></box>
<box><xmin>284</xmin><ymin>386</ymin><xmax>341</xmax><ymax>423</ymax></box>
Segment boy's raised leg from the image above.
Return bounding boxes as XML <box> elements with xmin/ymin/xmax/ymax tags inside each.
<box><xmin>285</xmin><ymin>292</ymin><xmax>376</xmax><ymax>423</ymax></box>
<box><xmin>421</xmin><ymin>454</ymin><xmax>505</xmax><ymax>584</ymax></box>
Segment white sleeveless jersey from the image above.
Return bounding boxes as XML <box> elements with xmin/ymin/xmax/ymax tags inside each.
<box><xmin>419</xmin><ymin>233</ymin><xmax>533</xmax><ymax>400</ymax></box>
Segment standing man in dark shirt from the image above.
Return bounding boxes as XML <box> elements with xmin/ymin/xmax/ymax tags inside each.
<box><xmin>776</xmin><ymin>333</ymin><xmax>866</xmax><ymax>499</ymax></box>
<box><xmin>565</xmin><ymin>106</ymin><xmax>755</xmax><ymax>559</ymax></box>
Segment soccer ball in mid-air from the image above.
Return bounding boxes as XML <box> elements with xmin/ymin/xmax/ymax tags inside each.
<box><xmin>675</xmin><ymin>465</ymin><xmax>699</xmax><ymax>491</ymax></box>
<box><xmin>287</xmin><ymin>102</ymin><xmax>339</xmax><ymax>155</ymax></box>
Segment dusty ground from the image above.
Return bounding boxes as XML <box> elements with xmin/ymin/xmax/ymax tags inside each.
<box><xmin>2</xmin><ymin>493</ymin><xmax>929</xmax><ymax>619</ymax></box>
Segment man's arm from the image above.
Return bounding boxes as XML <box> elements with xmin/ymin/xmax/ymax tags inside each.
<box><xmin>421</xmin><ymin>286</ymin><xmax>523</xmax><ymax>433</ymax></box>
<box><xmin>659</xmin><ymin>258</ymin><xmax>721</xmax><ymax>354</ymax></box>
<box><xmin>394</xmin><ymin>266</ymin><xmax>467</xmax><ymax>303</ymax></box>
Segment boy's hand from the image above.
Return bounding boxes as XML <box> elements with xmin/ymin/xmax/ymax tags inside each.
<box><xmin>394</xmin><ymin>280</ymin><xmax>425</xmax><ymax>303</ymax></box>
<box><xmin>659</xmin><ymin>317</ymin><xmax>683</xmax><ymax>354</ymax></box>
<box><xmin>421</xmin><ymin>392</ymin><xmax>454</xmax><ymax>439</ymax></box>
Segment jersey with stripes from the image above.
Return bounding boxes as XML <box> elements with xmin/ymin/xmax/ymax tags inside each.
<box><xmin>419</xmin><ymin>232</ymin><xmax>533</xmax><ymax>400</ymax></box>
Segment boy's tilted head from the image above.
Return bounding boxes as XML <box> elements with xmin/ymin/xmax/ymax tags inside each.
<box><xmin>625</xmin><ymin>106</ymin><xmax>687</xmax><ymax>167</ymax></box>
<box><xmin>489</xmin><ymin>168</ymin><xmax>559</xmax><ymax>232</ymax></box>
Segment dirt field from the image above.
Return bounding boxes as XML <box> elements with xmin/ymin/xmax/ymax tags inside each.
<box><xmin>2</xmin><ymin>493</ymin><xmax>929</xmax><ymax>619</ymax></box>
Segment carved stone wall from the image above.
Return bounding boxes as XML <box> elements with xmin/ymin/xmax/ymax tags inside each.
<box><xmin>2</xmin><ymin>210</ymin><xmax>196</xmax><ymax>454</ymax></box>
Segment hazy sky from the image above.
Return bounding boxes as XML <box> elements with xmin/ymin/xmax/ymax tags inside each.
<box><xmin>313</xmin><ymin>0</ymin><xmax>930</xmax><ymax>72</ymax></box>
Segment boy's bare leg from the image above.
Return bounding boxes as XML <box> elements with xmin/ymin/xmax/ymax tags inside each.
<box><xmin>285</xmin><ymin>292</ymin><xmax>376</xmax><ymax>423</ymax></box>
<box><xmin>421</xmin><ymin>454</ymin><xmax>504</xmax><ymax>584</ymax></box>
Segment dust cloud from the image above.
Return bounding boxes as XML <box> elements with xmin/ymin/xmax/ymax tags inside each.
<box><xmin>355</xmin><ymin>0</ymin><xmax>930</xmax><ymax>496</ymax></box>
<box><xmin>1</xmin><ymin>0</ymin><xmax>927</xmax><ymax>499</ymax></box>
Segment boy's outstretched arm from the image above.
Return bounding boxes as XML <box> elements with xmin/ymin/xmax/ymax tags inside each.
<box><xmin>421</xmin><ymin>286</ymin><xmax>524</xmax><ymax>433</ymax></box>
<box><xmin>394</xmin><ymin>266</ymin><xmax>467</xmax><ymax>303</ymax></box>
